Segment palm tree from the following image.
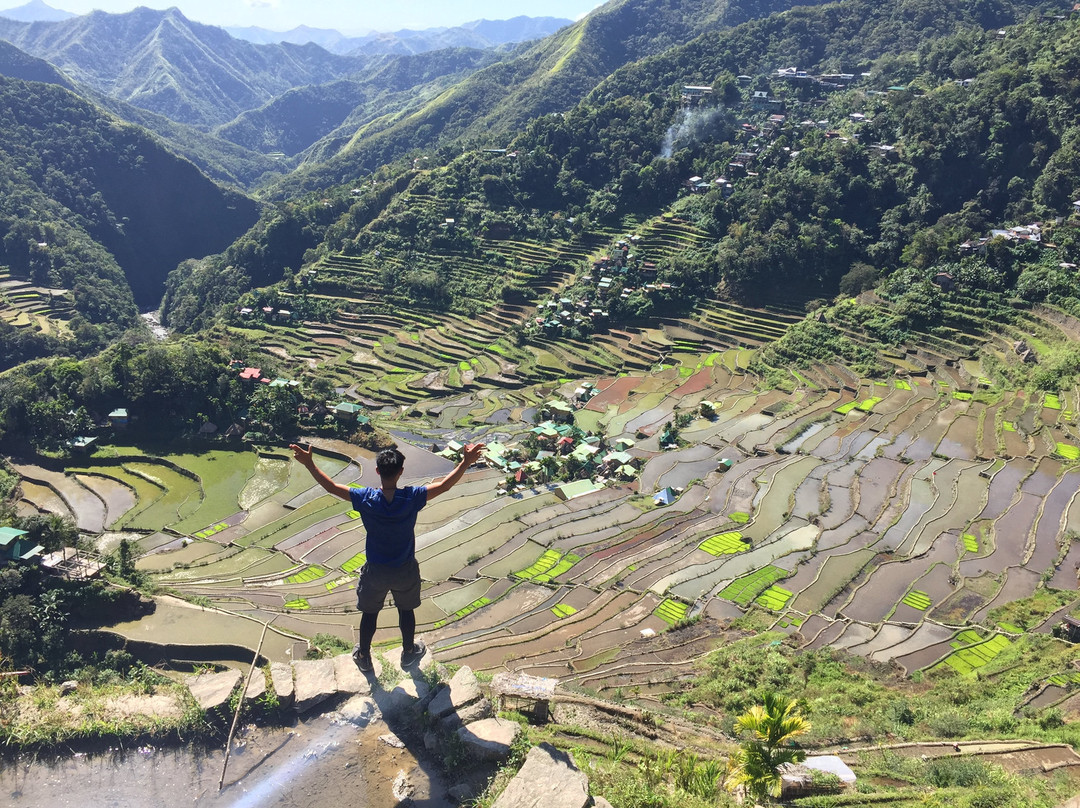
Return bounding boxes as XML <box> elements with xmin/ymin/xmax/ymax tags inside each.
<box><xmin>726</xmin><ymin>693</ymin><xmax>812</xmax><ymax>803</ymax></box>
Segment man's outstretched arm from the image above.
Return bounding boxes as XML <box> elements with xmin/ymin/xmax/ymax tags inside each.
<box><xmin>290</xmin><ymin>443</ymin><xmax>352</xmax><ymax>501</ymax></box>
<box><xmin>427</xmin><ymin>443</ymin><xmax>485</xmax><ymax>500</ymax></box>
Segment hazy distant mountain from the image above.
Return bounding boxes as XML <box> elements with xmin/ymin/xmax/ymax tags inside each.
<box><xmin>0</xmin><ymin>7</ymin><xmax>368</xmax><ymax>127</ymax></box>
<box><xmin>227</xmin><ymin>15</ymin><xmax>572</xmax><ymax>55</ymax></box>
<box><xmin>0</xmin><ymin>0</ymin><xmax>73</xmax><ymax>22</ymax></box>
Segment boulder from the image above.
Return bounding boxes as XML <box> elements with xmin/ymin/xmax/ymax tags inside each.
<box><xmin>186</xmin><ymin>669</ymin><xmax>242</xmax><ymax>712</ymax></box>
<box><xmin>456</xmin><ymin>717</ymin><xmax>521</xmax><ymax>762</ymax></box>
<box><xmin>490</xmin><ymin>743</ymin><xmax>589</xmax><ymax>808</ymax></box>
<box><xmin>428</xmin><ymin>666</ymin><xmax>481</xmax><ymax>719</ymax></box>
<box><xmin>338</xmin><ymin>695</ymin><xmax>380</xmax><ymax>727</ymax></box>
<box><xmin>333</xmin><ymin>653</ymin><xmax>372</xmax><ymax>695</ymax></box>
<box><xmin>592</xmin><ymin>798</ymin><xmax>614</xmax><ymax>808</ymax></box>
<box><xmin>270</xmin><ymin>661</ymin><xmax>294</xmax><ymax>707</ymax></box>
<box><xmin>292</xmin><ymin>658</ymin><xmax>337</xmax><ymax>713</ymax></box>
<box><xmin>439</xmin><ymin>696</ymin><xmax>493</xmax><ymax>733</ymax></box>
<box><xmin>243</xmin><ymin>670</ymin><xmax>267</xmax><ymax>702</ymax></box>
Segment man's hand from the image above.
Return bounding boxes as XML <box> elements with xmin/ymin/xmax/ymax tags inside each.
<box><xmin>462</xmin><ymin>443</ymin><xmax>486</xmax><ymax>466</ymax></box>
<box><xmin>290</xmin><ymin>443</ymin><xmax>316</xmax><ymax>467</ymax></box>
<box><xmin>428</xmin><ymin>442</ymin><xmax>487</xmax><ymax>500</ymax></box>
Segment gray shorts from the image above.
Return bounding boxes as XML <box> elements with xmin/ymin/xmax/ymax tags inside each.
<box><xmin>355</xmin><ymin>559</ymin><xmax>421</xmax><ymax>612</ymax></box>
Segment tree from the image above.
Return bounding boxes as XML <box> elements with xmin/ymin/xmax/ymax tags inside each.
<box><xmin>725</xmin><ymin>693</ymin><xmax>812</xmax><ymax>803</ymax></box>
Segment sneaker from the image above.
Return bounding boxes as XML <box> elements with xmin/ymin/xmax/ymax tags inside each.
<box><xmin>400</xmin><ymin>639</ymin><xmax>427</xmax><ymax>668</ymax></box>
<box><xmin>352</xmin><ymin>645</ymin><xmax>374</xmax><ymax>672</ymax></box>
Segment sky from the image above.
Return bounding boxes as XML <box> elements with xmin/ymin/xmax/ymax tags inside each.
<box><xmin>39</xmin><ymin>0</ymin><xmax>606</xmax><ymax>33</ymax></box>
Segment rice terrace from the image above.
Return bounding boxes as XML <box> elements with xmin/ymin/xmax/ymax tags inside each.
<box><xmin>15</xmin><ymin>287</ymin><xmax>1080</xmax><ymax>717</ymax></box>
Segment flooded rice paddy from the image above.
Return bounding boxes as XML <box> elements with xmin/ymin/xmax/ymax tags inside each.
<box><xmin>14</xmin><ymin>355</ymin><xmax>1080</xmax><ymax>754</ymax></box>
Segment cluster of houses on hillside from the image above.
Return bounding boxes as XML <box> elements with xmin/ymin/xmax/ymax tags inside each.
<box><xmin>230</xmin><ymin>361</ymin><xmax>371</xmax><ymax>435</ymax></box>
<box><xmin>958</xmin><ymin>223</ymin><xmax>1046</xmax><ymax>255</ymax></box>
<box><xmin>436</xmin><ymin>386</ymin><xmax>643</xmax><ymax>496</ymax></box>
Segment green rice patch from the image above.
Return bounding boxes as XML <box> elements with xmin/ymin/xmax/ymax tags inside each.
<box><xmin>834</xmin><ymin>401</ymin><xmax>859</xmax><ymax>415</ymax></box>
<box><xmin>678</xmin><ymin>366</ymin><xmax>695</xmax><ymax>377</ymax></box>
<box><xmin>284</xmin><ymin>597</ymin><xmax>310</xmax><ymax>610</ymax></box>
<box><xmin>552</xmin><ymin>603</ymin><xmax>578</xmax><ymax>618</ymax></box>
<box><xmin>962</xmin><ymin>533</ymin><xmax>979</xmax><ymax>552</ymax></box>
<box><xmin>512</xmin><ymin>549</ymin><xmax>582</xmax><ymax>582</ymax></box>
<box><xmin>1044</xmin><ymin>393</ymin><xmax>1062</xmax><ymax>410</ymax></box>
<box><xmin>719</xmin><ymin>565</ymin><xmax>787</xmax><ymax>607</ymax></box>
<box><xmin>755</xmin><ymin>585</ymin><xmax>793</xmax><ymax>611</ymax></box>
<box><xmin>1003</xmin><ymin>421</ymin><xmax>1016</xmax><ymax>432</ymax></box>
<box><xmin>341</xmin><ymin>552</ymin><xmax>367</xmax><ymax>573</ymax></box>
<box><xmin>325</xmin><ymin>576</ymin><xmax>355</xmax><ymax>592</ymax></box>
<box><xmin>856</xmin><ymin>396</ymin><xmax>883</xmax><ymax>412</ymax></box>
<box><xmin>894</xmin><ymin>380</ymin><xmax>912</xmax><ymax>390</ymax></box>
<box><xmin>193</xmin><ymin>522</ymin><xmax>229</xmax><ymax>539</ymax></box>
<box><xmin>699</xmin><ymin>531</ymin><xmax>747</xmax><ymax>556</ymax></box>
<box><xmin>952</xmin><ymin>391</ymin><xmax>972</xmax><ymax>401</ymax></box>
<box><xmin>654</xmin><ymin>598</ymin><xmax>689</xmax><ymax>625</ymax></box>
<box><xmin>997</xmin><ymin>622</ymin><xmax>1023</xmax><ymax>634</ymax></box>
<box><xmin>1055</xmin><ymin>443</ymin><xmax>1080</xmax><ymax>461</ymax></box>
<box><xmin>346</xmin><ymin>509</ymin><xmax>361</xmax><ymax>519</ymax></box>
<box><xmin>703</xmin><ymin>352</ymin><xmax>720</xmax><ymax>367</ymax></box>
<box><xmin>936</xmin><ymin>633</ymin><xmax>1013</xmax><ymax>675</ymax></box>
<box><xmin>729</xmin><ymin>512</ymin><xmax>751</xmax><ymax>524</ymax></box>
<box><xmin>434</xmin><ymin>596</ymin><xmax>492</xmax><ymax>628</ymax></box>
<box><xmin>285</xmin><ymin>565</ymin><xmax>327</xmax><ymax>584</ymax></box>
<box><xmin>901</xmin><ymin>589</ymin><xmax>932</xmax><ymax>611</ymax></box>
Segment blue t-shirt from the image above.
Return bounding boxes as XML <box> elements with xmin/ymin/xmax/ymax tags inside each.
<box><xmin>349</xmin><ymin>485</ymin><xmax>428</xmax><ymax>567</ymax></box>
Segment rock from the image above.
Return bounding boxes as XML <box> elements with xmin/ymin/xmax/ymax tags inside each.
<box><xmin>491</xmin><ymin>743</ymin><xmax>589</xmax><ymax>808</ymax></box>
<box><xmin>456</xmin><ymin>717</ymin><xmax>521</xmax><ymax>762</ymax></box>
<box><xmin>379</xmin><ymin>678</ymin><xmax>428</xmax><ymax>717</ymax></box>
<box><xmin>424</xmin><ymin>730</ymin><xmax>441</xmax><ymax>754</ymax></box>
<box><xmin>383</xmin><ymin>642</ymin><xmax>435</xmax><ymax>672</ymax></box>
<box><xmin>439</xmin><ymin>696</ymin><xmax>493</xmax><ymax>733</ymax></box>
<box><xmin>104</xmin><ymin>693</ymin><xmax>184</xmax><ymax>720</ymax></box>
<box><xmin>270</xmin><ymin>662</ymin><xmax>294</xmax><ymax>707</ymax></box>
<box><xmin>592</xmin><ymin>798</ymin><xmax>614</xmax><ymax>808</ymax></box>
<box><xmin>58</xmin><ymin>680</ymin><xmax>78</xmax><ymax>695</ymax></box>
<box><xmin>292</xmin><ymin>658</ymin><xmax>337</xmax><ymax>713</ymax></box>
<box><xmin>338</xmin><ymin>695</ymin><xmax>380</xmax><ymax>727</ymax></box>
<box><xmin>186</xmin><ymin>669</ymin><xmax>242</xmax><ymax>712</ymax></box>
<box><xmin>448</xmin><ymin>783</ymin><xmax>475</xmax><ymax>802</ymax></box>
<box><xmin>333</xmin><ymin>653</ymin><xmax>372</xmax><ymax>695</ymax></box>
<box><xmin>428</xmin><ymin>666</ymin><xmax>481</xmax><ymax>719</ymax></box>
<box><xmin>379</xmin><ymin>731</ymin><xmax>405</xmax><ymax>749</ymax></box>
<box><xmin>244</xmin><ymin>670</ymin><xmax>267</xmax><ymax>702</ymax></box>
<box><xmin>392</xmin><ymin>769</ymin><xmax>414</xmax><ymax>801</ymax></box>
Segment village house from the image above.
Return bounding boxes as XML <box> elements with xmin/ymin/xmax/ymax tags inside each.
<box><xmin>0</xmin><ymin>526</ymin><xmax>43</xmax><ymax>564</ymax></box>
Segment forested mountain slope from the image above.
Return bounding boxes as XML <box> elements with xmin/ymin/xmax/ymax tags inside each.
<box><xmin>274</xmin><ymin>0</ymin><xmax>836</xmax><ymax>194</ymax></box>
<box><xmin>0</xmin><ymin>74</ymin><xmax>259</xmax><ymax>324</ymax></box>
<box><xmin>0</xmin><ymin>7</ymin><xmax>368</xmax><ymax>127</ymax></box>
<box><xmin>215</xmin><ymin>47</ymin><xmax>504</xmax><ymax>159</ymax></box>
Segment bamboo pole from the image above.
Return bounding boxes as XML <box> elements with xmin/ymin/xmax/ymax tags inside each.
<box><xmin>218</xmin><ymin>617</ymin><xmax>274</xmax><ymax>791</ymax></box>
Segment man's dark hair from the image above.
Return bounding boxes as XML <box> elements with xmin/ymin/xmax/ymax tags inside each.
<box><xmin>376</xmin><ymin>447</ymin><xmax>405</xmax><ymax>477</ymax></box>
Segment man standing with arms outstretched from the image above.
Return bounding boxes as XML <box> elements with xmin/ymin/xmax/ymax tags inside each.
<box><xmin>290</xmin><ymin>442</ymin><xmax>485</xmax><ymax>672</ymax></box>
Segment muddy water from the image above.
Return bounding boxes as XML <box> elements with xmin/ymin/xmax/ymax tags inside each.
<box><xmin>0</xmin><ymin>713</ymin><xmax>450</xmax><ymax>808</ymax></box>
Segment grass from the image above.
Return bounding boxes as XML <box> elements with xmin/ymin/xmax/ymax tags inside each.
<box><xmin>755</xmin><ymin>585</ymin><xmax>794</xmax><ymax>611</ymax></box>
<box><xmin>341</xmin><ymin>551</ymin><xmax>367</xmax><ymax>573</ymax></box>
<box><xmin>962</xmin><ymin>533</ymin><xmax>979</xmax><ymax>552</ymax></box>
<box><xmin>718</xmin><ymin>566</ymin><xmax>787</xmax><ymax>607</ymax></box>
<box><xmin>901</xmin><ymin>589</ymin><xmax>932</xmax><ymax>611</ymax></box>
<box><xmin>552</xmin><ymin>603</ymin><xmax>578</xmax><ymax>618</ymax></box>
<box><xmin>285</xmin><ymin>565</ymin><xmax>328</xmax><ymax>584</ymax></box>
<box><xmin>512</xmin><ymin>549</ymin><xmax>582</xmax><ymax>582</ymax></box>
<box><xmin>434</xmin><ymin>596</ymin><xmax>492</xmax><ymax>628</ymax></box>
<box><xmin>698</xmin><ymin>531</ymin><xmax>747</xmax><ymax>556</ymax></box>
<box><xmin>935</xmin><ymin>631</ymin><xmax>1011</xmax><ymax>675</ymax></box>
<box><xmin>654</xmin><ymin>598</ymin><xmax>689</xmax><ymax>625</ymax></box>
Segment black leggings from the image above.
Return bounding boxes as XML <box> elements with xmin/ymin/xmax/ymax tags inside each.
<box><xmin>358</xmin><ymin>607</ymin><xmax>414</xmax><ymax>655</ymax></box>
